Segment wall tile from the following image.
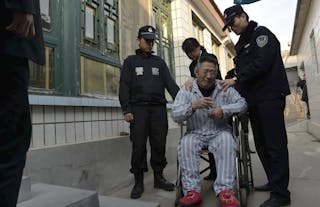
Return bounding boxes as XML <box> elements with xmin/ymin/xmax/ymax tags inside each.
<box><xmin>32</xmin><ymin>124</ymin><xmax>44</xmax><ymax>148</ymax></box>
<box><xmin>44</xmin><ymin>124</ymin><xmax>56</xmax><ymax>146</ymax></box>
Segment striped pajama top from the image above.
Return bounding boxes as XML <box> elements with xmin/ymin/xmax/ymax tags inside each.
<box><xmin>172</xmin><ymin>80</ymin><xmax>247</xmax><ymax>136</ymax></box>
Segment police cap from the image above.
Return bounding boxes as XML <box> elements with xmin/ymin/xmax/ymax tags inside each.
<box><xmin>137</xmin><ymin>25</ymin><xmax>157</xmax><ymax>40</ymax></box>
<box><xmin>222</xmin><ymin>5</ymin><xmax>244</xmax><ymax>31</ymax></box>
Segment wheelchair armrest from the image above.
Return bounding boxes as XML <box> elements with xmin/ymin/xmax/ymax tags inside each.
<box><xmin>232</xmin><ymin>114</ymin><xmax>240</xmax><ymax>137</ymax></box>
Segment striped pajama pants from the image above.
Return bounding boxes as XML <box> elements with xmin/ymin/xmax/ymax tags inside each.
<box><xmin>178</xmin><ymin>130</ymin><xmax>236</xmax><ymax>195</ymax></box>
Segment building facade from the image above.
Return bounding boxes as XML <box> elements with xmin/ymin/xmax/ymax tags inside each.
<box><xmin>25</xmin><ymin>0</ymin><xmax>235</xmax><ymax>194</ymax></box>
<box><xmin>290</xmin><ymin>0</ymin><xmax>320</xmax><ymax>139</ymax></box>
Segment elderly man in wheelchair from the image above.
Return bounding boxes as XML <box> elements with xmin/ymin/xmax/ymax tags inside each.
<box><xmin>172</xmin><ymin>54</ymin><xmax>247</xmax><ymax>207</ymax></box>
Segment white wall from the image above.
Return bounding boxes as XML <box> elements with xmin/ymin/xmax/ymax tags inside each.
<box><xmin>295</xmin><ymin>0</ymin><xmax>320</xmax><ymax>137</ymax></box>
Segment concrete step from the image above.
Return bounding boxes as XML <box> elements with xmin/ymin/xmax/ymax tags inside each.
<box><xmin>99</xmin><ymin>195</ymin><xmax>159</xmax><ymax>207</ymax></box>
<box><xmin>17</xmin><ymin>183</ymin><xmax>99</xmax><ymax>207</ymax></box>
<box><xmin>18</xmin><ymin>176</ymin><xmax>32</xmax><ymax>203</ymax></box>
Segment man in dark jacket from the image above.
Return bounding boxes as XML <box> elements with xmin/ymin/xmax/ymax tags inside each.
<box><xmin>0</xmin><ymin>0</ymin><xmax>45</xmax><ymax>206</ymax></box>
<box><xmin>182</xmin><ymin>37</ymin><xmax>222</xmax><ymax>80</ymax></box>
<box><xmin>220</xmin><ymin>5</ymin><xmax>291</xmax><ymax>207</ymax></box>
<box><xmin>119</xmin><ymin>25</ymin><xmax>179</xmax><ymax>199</ymax></box>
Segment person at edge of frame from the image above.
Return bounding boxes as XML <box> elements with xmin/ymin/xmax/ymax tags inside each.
<box><xmin>181</xmin><ymin>37</ymin><xmax>221</xmax><ymax>181</ymax></box>
<box><xmin>220</xmin><ymin>4</ymin><xmax>291</xmax><ymax>207</ymax></box>
<box><xmin>119</xmin><ymin>25</ymin><xmax>180</xmax><ymax>199</ymax></box>
<box><xmin>0</xmin><ymin>0</ymin><xmax>45</xmax><ymax>206</ymax></box>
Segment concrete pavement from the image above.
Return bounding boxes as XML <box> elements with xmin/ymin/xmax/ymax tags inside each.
<box><xmin>110</xmin><ymin>120</ymin><xmax>320</xmax><ymax>206</ymax></box>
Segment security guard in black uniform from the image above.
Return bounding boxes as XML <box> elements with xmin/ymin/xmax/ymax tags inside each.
<box><xmin>119</xmin><ymin>25</ymin><xmax>179</xmax><ymax>199</ymax></box>
<box><xmin>0</xmin><ymin>0</ymin><xmax>45</xmax><ymax>206</ymax></box>
<box><xmin>181</xmin><ymin>37</ymin><xmax>221</xmax><ymax>181</ymax></box>
<box><xmin>220</xmin><ymin>5</ymin><xmax>291</xmax><ymax>207</ymax></box>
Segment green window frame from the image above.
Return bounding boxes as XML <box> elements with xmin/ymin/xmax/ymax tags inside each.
<box><xmin>29</xmin><ymin>0</ymin><xmax>61</xmax><ymax>94</ymax></box>
<box><xmin>80</xmin><ymin>0</ymin><xmax>119</xmax><ymax>58</ymax></box>
<box><xmin>103</xmin><ymin>0</ymin><xmax>119</xmax><ymax>58</ymax></box>
<box><xmin>152</xmin><ymin>0</ymin><xmax>175</xmax><ymax>76</ymax></box>
<box><xmin>80</xmin><ymin>0</ymin><xmax>120</xmax><ymax>98</ymax></box>
<box><xmin>80</xmin><ymin>56</ymin><xmax>120</xmax><ymax>99</ymax></box>
<box><xmin>29</xmin><ymin>47</ymin><xmax>54</xmax><ymax>90</ymax></box>
<box><xmin>81</xmin><ymin>0</ymin><xmax>100</xmax><ymax>49</ymax></box>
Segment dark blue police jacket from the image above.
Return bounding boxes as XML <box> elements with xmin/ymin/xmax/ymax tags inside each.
<box><xmin>234</xmin><ymin>21</ymin><xmax>290</xmax><ymax>106</ymax></box>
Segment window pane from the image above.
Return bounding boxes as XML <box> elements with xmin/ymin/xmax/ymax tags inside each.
<box><xmin>85</xmin><ymin>5</ymin><xmax>95</xmax><ymax>39</ymax></box>
<box><xmin>162</xmin><ymin>14</ymin><xmax>168</xmax><ymax>39</ymax></box>
<box><xmin>40</xmin><ymin>0</ymin><xmax>51</xmax><ymax>30</ymax></box>
<box><xmin>107</xmin><ymin>18</ymin><xmax>115</xmax><ymax>44</ymax></box>
<box><xmin>29</xmin><ymin>47</ymin><xmax>54</xmax><ymax>89</ymax></box>
<box><xmin>164</xmin><ymin>46</ymin><xmax>170</xmax><ymax>67</ymax></box>
<box><xmin>106</xmin><ymin>66</ymin><xmax>120</xmax><ymax>98</ymax></box>
<box><xmin>81</xmin><ymin>56</ymin><xmax>120</xmax><ymax>98</ymax></box>
<box><xmin>106</xmin><ymin>0</ymin><xmax>114</xmax><ymax>6</ymax></box>
<box><xmin>152</xmin><ymin>9</ymin><xmax>156</xmax><ymax>27</ymax></box>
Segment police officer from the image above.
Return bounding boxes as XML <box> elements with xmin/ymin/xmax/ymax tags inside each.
<box><xmin>181</xmin><ymin>37</ymin><xmax>221</xmax><ymax>181</ymax></box>
<box><xmin>220</xmin><ymin>5</ymin><xmax>291</xmax><ymax>207</ymax></box>
<box><xmin>119</xmin><ymin>25</ymin><xmax>179</xmax><ymax>199</ymax></box>
<box><xmin>0</xmin><ymin>0</ymin><xmax>45</xmax><ymax>206</ymax></box>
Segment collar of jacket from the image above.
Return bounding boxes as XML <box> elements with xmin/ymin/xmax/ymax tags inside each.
<box><xmin>192</xmin><ymin>79</ymin><xmax>222</xmax><ymax>95</ymax></box>
<box><xmin>200</xmin><ymin>46</ymin><xmax>207</xmax><ymax>54</ymax></box>
<box><xmin>135</xmin><ymin>49</ymin><xmax>154</xmax><ymax>57</ymax></box>
<box><xmin>235</xmin><ymin>21</ymin><xmax>258</xmax><ymax>52</ymax></box>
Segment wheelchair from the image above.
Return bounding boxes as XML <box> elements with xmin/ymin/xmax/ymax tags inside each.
<box><xmin>175</xmin><ymin>114</ymin><xmax>254</xmax><ymax>207</ymax></box>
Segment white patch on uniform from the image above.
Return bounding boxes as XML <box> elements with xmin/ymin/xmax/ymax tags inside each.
<box><xmin>135</xmin><ymin>67</ymin><xmax>144</xmax><ymax>76</ymax></box>
<box><xmin>256</xmin><ymin>35</ymin><xmax>268</xmax><ymax>48</ymax></box>
<box><xmin>244</xmin><ymin>43</ymin><xmax>251</xmax><ymax>48</ymax></box>
<box><xmin>152</xmin><ymin>67</ymin><xmax>159</xmax><ymax>76</ymax></box>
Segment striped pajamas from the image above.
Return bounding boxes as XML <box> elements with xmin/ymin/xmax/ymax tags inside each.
<box><xmin>172</xmin><ymin>80</ymin><xmax>247</xmax><ymax>195</ymax></box>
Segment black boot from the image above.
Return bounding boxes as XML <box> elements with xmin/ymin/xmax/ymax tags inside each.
<box><xmin>154</xmin><ymin>171</ymin><xmax>175</xmax><ymax>191</ymax></box>
<box><xmin>130</xmin><ymin>173</ymin><xmax>144</xmax><ymax>199</ymax></box>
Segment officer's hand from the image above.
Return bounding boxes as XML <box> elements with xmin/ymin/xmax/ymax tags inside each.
<box><xmin>6</xmin><ymin>11</ymin><xmax>35</xmax><ymax>39</ymax></box>
<box><xmin>220</xmin><ymin>79</ymin><xmax>236</xmax><ymax>91</ymax></box>
<box><xmin>181</xmin><ymin>78</ymin><xmax>194</xmax><ymax>92</ymax></box>
<box><xmin>192</xmin><ymin>97</ymin><xmax>213</xmax><ymax>110</ymax></box>
<box><xmin>123</xmin><ymin>113</ymin><xmax>134</xmax><ymax>122</ymax></box>
<box><xmin>208</xmin><ymin>107</ymin><xmax>223</xmax><ymax>120</ymax></box>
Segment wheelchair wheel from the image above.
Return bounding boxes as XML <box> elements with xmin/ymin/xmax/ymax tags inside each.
<box><xmin>235</xmin><ymin>131</ymin><xmax>250</xmax><ymax>206</ymax></box>
<box><xmin>238</xmin><ymin>188</ymin><xmax>247</xmax><ymax>207</ymax></box>
<box><xmin>239</xmin><ymin>130</ymin><xmax>250</xmax><ymax>192</ymax></box>
<box><xmin>175</xmin><ymin>163</ymin><xmax>183</xmax><ymax>206</ymax></box>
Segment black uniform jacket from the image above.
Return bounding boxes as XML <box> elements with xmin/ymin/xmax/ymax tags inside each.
<box><xmin>0</xmin><ymin>0</ymin><xmax>45</xmax><ymax>65</ymax></box>
<box><xmin>189</xmin><ymin>47</ymin><xmax>222</xmax><ymax>80</ymax></box>
<box><xmin>234</xmin><ymin>21</ymin><xmax>290</xmax><ymax>105</ymax></box>
<box><xmin>119</xmin><ymin>49</ymin><xmax>179</xmax><ymax>114</ymax></box>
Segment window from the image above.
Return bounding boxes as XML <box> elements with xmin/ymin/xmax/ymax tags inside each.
<box><xmin>212</xmin><ymin>35</ymin><xmax>220</xmax><ymax>61</ymax></box>
<box><xmin>80</xmin><ymin>0</ymin><xmax>120</xmax><ymax>98</ymax></box>
<box><xmin>80</xmin><ymin>56</ymin><xmax>120</xmax><ymax>98</ymax></box>
<box><xmin>310</xmin><ymin>29</ymin><xmax>319</xmax><ymax>74</ymax></box>
<box><xmin>29</xmin><ymin>47</ymin><xmax>54</xmax><ymax>90</ymax></box>
<box><xmin>81</xmin><ymin>0</ymin><xmax>100</xmax><ymax>48</ymax></box>
<box><xmin>81</xmin><ymin>0</ymin><xmax>119</xmax><ymax>57</ymax></box>
<box><xmin>40</xmin><ymin>0</ymin><xmax>51</xmax><ymax>30</ymax></box>
<box><xmin>85</xmin><ymin>5</ymin><xmax>96</xmax><ymax>39</ymax></box>
<box><xmin>40</xmin><ymin>0</ymin><xmax>50</xmax><ymax>29</ymax></box>
<box><xmin>192</xmin><ymin>13</ymin><xmax>206</xmax><ymax>45</ymax></box>
<box><xmin>103</xmin><ymin>0</ymin><xmax>119</xmax><ymax>57</ymax></box>
<box><xmin>152</xmin><ymin>0</ymin><xmax>174</xmax><ymax>74</ymax></box>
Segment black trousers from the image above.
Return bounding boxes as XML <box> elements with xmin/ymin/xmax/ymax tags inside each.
<box><xmin>130</xmin><ymin>104</ymin><xmax>168</xmax><ymax>174</ymax></box>
<box><xmin>249</xmin><ymin>98</ymin><xmax>290</xmax><ymax>199</ymax></box>
<box><xmin>0</xmin><ymin>56</ymin><xmax>31</xmax><ymax>206</ymax></box>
